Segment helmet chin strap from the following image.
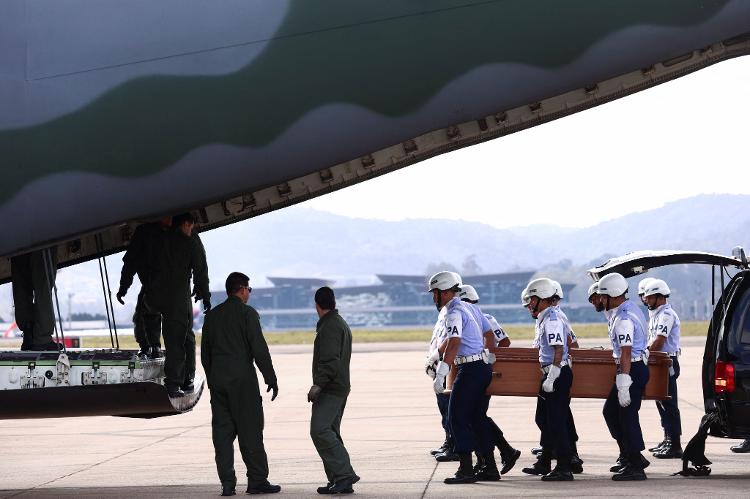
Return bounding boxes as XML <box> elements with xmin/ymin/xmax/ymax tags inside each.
<box><xmin>532</xmin><ymin>296</ymin><xmax>541</xmax><ymax>318</ymax></box>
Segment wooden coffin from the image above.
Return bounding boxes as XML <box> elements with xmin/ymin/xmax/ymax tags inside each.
<box><xmin>485</xmin><ymin>348</ymin><xmax>671</xmax><ymax>400</ymax></box>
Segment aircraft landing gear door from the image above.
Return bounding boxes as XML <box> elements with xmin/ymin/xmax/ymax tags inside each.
<box><xmin>721</xmin><ymin>275</ymin><xmax>750</xmax><ymax>436</ymax></box>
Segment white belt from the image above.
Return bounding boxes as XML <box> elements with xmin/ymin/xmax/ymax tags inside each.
<box><xmin>541</xmin><ymin>359</ymin><xmax>571</xmax><ymax>374</ymax></box>
<box><xmin>454</xmin><ymin>353</ymin><xmax>483</xmax><ymax>365</ymax></box>
<box><xmin>615</xmin><ymin>356</ymin><xmax>646</xmax><ymax>364</ymax></box>
<box><xmin>668</xmin><ymin>349</ymin><xmax>681</xmax><ymax>357</ymax></box>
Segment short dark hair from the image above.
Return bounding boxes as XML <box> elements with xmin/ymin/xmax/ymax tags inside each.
<box><xmin>315</xmin><ymin>286</ymin><xmax>336</xmax><ymax>310</ymax></box>
<box><xmin>226</xmin><ymin>272</ymin><xmax>249</xmax><ymax>295</ymax></box>
<box><xmin>173</xmin><ymin>212</ymin><xmax>196</xmax><ymax>226</ymax></box>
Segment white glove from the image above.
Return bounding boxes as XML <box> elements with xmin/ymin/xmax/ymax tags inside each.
<box><xmin>425</xmin><ymin>349</ymin><xmax>440</xmax><ymax>378</ymax></box>
<box><xmin>616</xmin><ymin>373</ymin><xmax>632</xmax><ymax>407</ymax></box>
<box><xmin>486</xmin><ymin>352</ymin><xmax>497</xmax><ymax>365</ymax></box>
<box><xmin>542</xmin><ymin>365</ymin><xmax>561</xmax><ymax>393</ymax></box>
<box><xmin>433</xmin><ymin>361</ymin><xmax>450</xmax><ymax>394</ymax></box>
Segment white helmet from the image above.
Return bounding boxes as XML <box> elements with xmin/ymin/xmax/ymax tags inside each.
<box><xmin>427</xmin><ymin>271</ymin><xmax>462</xmax><ymax>292</ymax></box>
<box><xmin>598</xmin><ymin>273</ymin><xmax>628</xmax><ymax>297</ymax></box>
<box><xmin>644</xmin><ymin>279</ymin><xmax>671</xmax><ymax>298</ymax></box>
<box><xmin>458</xmin><ymin>284</ymin><xmax>480</xmax><ymax>302</ymax></box>
<box><xmin>637</xmin><ymin>277</ymin><xmax>656</xmax><ymax>296</ymax></box>
<box><xmin>525</xmin><ymin>278</ymin><xmax>559</xmax><ymax>301</ymax></box>
<box><xmin>552</xmin><ymin>280</ymin><xmax>564</xmax><ymax>300</ymax></box>
<box><xmin>587</xmin><ymin>282</ymin><xmax>599</xmax><ymax>298</ymax></box>
<box><xmin>521</xmin><ymin>286</ymin><xmax>531</xmax><ymax>306</ymax></box>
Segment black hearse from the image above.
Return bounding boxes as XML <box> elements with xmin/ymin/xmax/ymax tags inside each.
<box><xmin>588</xmin><ymin>248</ymin><xmax>750</xmax><ymax>475</ymax></box>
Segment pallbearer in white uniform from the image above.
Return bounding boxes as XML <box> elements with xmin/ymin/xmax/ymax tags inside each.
<box><xmin>520</xmin><ymin>278</ymin><xmax>575</xmax><ymax>481</ymax></box>
<box><xmin>426</xmin><ymin>272</ymin><xmax>494</xmax><ymax>485</ymax></box>
<box><xmin>598</xmin><ymin>272</ymin><xmax>650</xmax><ymax>481</ymax></box>
<box><xmin>643</xmin><ymin>279</ymin><xmax>683</xmax><ymax>459</ymax></box>
<box><xmin>457</xmin><ymin>284</ymin><xmax>520</xmax><ymax>478</ymax></box>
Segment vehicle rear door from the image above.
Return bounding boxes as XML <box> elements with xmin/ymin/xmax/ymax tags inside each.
<box><xmin>712</xmin><ymin>270</ymin><xmax>750</xmax><ymax>437</ymax></box>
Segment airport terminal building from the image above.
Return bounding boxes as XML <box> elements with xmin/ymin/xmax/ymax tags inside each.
<box><xmin>210</xmin><ymin>272</ymin><xmax>597</xmax><ymax>330</ymax></box>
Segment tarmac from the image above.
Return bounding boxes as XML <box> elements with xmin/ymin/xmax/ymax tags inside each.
<box><xmin>1</xmin><ymin>336</ymin><xmax>750</xmax><ymax>498</ymax></box>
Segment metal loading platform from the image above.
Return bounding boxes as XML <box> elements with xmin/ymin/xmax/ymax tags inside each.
<box><xmin>0</xmin><ymin>349</ymin><xmax>204</xmax><ymax>419</ymax></box>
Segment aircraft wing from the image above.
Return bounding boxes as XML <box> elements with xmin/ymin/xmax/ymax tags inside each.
<box><xmin>1</xmin><ymin>1</ymin><xmax>750</xmax><ymax>283</ymax></box>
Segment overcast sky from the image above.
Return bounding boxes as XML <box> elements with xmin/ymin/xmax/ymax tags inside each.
<box><xmin>303</xmin><ymin>57</ymin><xmax>750</xmax><ymax>229</ymax></box>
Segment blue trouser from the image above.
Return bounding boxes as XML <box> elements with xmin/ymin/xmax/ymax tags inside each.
<box><xmin>603</xmin><ymin>360</ymin><xmax>650</xmax><ymax>454</ymax></box>
<box><xmin>535</xmin><ymin>365</ymin><xmax>573</xmax><ymax>462</ymax></box>
<box><xmin>436</xmin><ymin>392</ymin><xmax>450</xmax><ymax>433</ymax></box>
<box><xmin>448</xmin><ymin>361</ymin><xmax>493</xmax><ymax>454</ymax></box>
<box><xmin>656</xmin><ymin>356</ymin><xmax>681</xmax><ymax>437</ymax></box>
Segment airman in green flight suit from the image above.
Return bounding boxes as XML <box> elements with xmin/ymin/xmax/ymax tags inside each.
<box><xmin>201</xmin><ymin>271</ymin><xmax>281</xmax><ymax>496</ymax></box>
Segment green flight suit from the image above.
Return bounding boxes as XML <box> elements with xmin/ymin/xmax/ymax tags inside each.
<box><xmin>201</xmin><ymin>295</ymin><xmax>277</xmax><ymax>489</ymax></box>
<box><xmin>10</xmin><ymin>248</ymin><xmax>57</xmax><ymax>349</ymax></box>
<box><xmin>310</xmin><ymin>309</ymin><xmax>356</xmax><ymax>484</ymax></box>
<box><xmin>184</xmin><ymin>232</ymin><xmax>208</xmax><ymax>385</ymax></box>
<box><xmin>149</xmin><ymin>228</ymin><xmax>209</xmax><ymax>390</ymax></box>
<box><xmin>119</xmin><ymin>222</ymin><xmax>168</xmax><ymax>350</ymax></box>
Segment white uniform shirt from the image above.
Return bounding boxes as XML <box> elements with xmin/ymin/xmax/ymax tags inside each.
<box><xmin>428</xmin><ymin>306</ymin><xmax>448</xmax><ymax>353</ymax></box>
<box><xmin>484</xmin><ymin>313</ymin><xmax>509</xmax><ymax>347</ymax></box>
<box><xmin>553</xmin><ymin>305</ymin><xmax>577</xmax><ymax>344</ymax></box>
<box><xmin>534</xmin><ymin>306</ymin><xmax>569</xmax><ymax>365</ymax></box>
<box><xmin>608</xmin><ymin>300</ymin><xmax>648</xmax><ymax>359</ymax></box>
<box><xmin>648</xmin><ymin>303</ymin><xmax>681</xmax><ymax>355</ymax></box>
<box><xmin>439</xmin><ymin>297</ymin><xmax>485</xmax><ymax>357</ymax></box>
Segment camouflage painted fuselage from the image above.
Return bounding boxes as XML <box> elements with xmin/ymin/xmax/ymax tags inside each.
<box><xmin>1</xmin><ymin>1</ymin><xmax>749</xmax><ymax>281</ymax></box>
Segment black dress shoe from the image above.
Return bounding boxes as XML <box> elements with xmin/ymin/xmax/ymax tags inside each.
<box><xmin>731</xmin><ymin>439</ymin><xmax>750</xmax><ymax>453</ymax></box>
<box><xmin>246</xmin><ymin>481</ymin><xmax>281</xmax><ymax>494</ymax></box>
<box><xmin>435</xmin><ymin>449</ymin><xmax>459</xmax><ymax>462</ymax></box>
<box><xmin>653</xmin><ymin>440</ymin><xmax>682</xmax><ymax>459</ymax></box>
<box><xmin>474</xmin><ymin>464</ymin><xmax>500</xmax><ymax>481</ymax></box>
<box><xmin>431</xmin><ymin>438</ymin><xmax>450</xmax><ymax>456</ymax></box>
<box><xmin>221</xmin><ymin>485</ymin><xmax>236</xmax><ymax>496</ymax></box>
<box><xmin>444</xmin><ymin>470</ymin><xmax>477</xmax><ymax>484</ymax></box>
<box><xmin>609</xmin><ymin>455</ymin><xmax>627</xmax><ymax>473</ymax></box>
<box><xmin>316</xmin><ymin>483</ymin><xmax>334</xmax><ymax>494</ymax></box>
<box><xmin>531</xmin><ymin>446</ymin><xmax>543</xmax><ymax>455</ymax></box>
<box><xmin>522</xmin><ymin>460</ymin><xmax>551</xmax><ymax>476</ymax></box>
<box><xmin>541</xmin><ymin>469</ymin><xmax>574</xmax><ymax>481</ymax></box>
<box><xmin>500</xmin><ymin>448</ymin><xmax>521</xmax><ymax>475</ymax></box>
<box><xmin>648</xmin><ymin>439</ymin><xmax>667</xmax><ymax>453</ymax></box>
<box><xmin>611</xmin><ymin>466</ymin><xmax>647</xmax><ymax>481</ymax></box>
<box><xmin>181</xmin><ymin>379</ymin><xmax>195</xmax><ymax>393</ymax></box>
<box><xmin>326</xmin><ymin>475</ymin><xmax>358</xmax><ymax>494</ymax></box>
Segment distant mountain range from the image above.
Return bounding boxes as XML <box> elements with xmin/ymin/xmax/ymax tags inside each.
<box><xmin>1</xmin><ymin>193</ymin><xmax>748</xmax><ymax>321</ymax></box>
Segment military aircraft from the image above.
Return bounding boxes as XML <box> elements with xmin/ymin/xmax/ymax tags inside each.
<box><xmin>1</xmin><ymin>1</ymin><xmax>749</xmax><ymax>418</ymax></box>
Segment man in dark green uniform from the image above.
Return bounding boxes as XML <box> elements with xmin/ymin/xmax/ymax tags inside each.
<box><xmin>201</xmin><ymin>272</ymin><xmax>281</xmax><ymax>496</ymax></box>
<box><xmin>148</xmin><ymin>212</ymin><xmax>210</xmax><ymax>397</ymax></box>
<box><xmin>116</xmin><ymin>217</ymin><xmax>172</xmax><ymax>358</ymax></box>
<box><xmin>11</xmin><ymin>247</ymin><xmax>59</xmax><ymax>351</ymax></box>
<box><xmin>308</xmin><ymin>286</ymin><xmax>359</xmax><ymax>495</ymax></box>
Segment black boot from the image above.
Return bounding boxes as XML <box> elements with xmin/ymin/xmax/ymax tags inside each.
<box><xmin>541</xmin><ymin>456</ymin><xmax>574</xmax><ymax>482</ymax></box>
<box><xmin>500</xmin><ymin>447</ymin><xmax>521</xmax><ymax>475</ymax></box>
<box><xmin>654</xmin><ymin>436</ymin><xmax>683</xmax><ymax>459</ymax></box>
<box><xmin>612</xmin><ymin>454</ymin><xmax>647</xmax><ymax>481</ymax></box>
<box><xmin>472</xmin><ymin>452</ymin><xmax>485</xmax><ymax>475</ymax></box>
<box><xmin>648</xmin><ymin>432</ymin><xmax>668</xmax><ymax>453</ymax></box>
<box><xmin>570</xmin><ymin>453</ymin><xmax>584</xmax><ymax>474</ymax></box>
<box><xmin>444</xmin><ymin>453</ymin><xmax>477</xmax><ymax>484</ymax></box>
<box><xmin>181</xmin><ymin>378</ymin><xmax>195</xmax><ymax>393</ymax></box>
<box><xmin>431</xmin><ymin>433</ymin><xmax>451</xmax><ymax>456</ymax></box>
<box><xmin>475</xmin><ymin>453</ymin><xmax>500</xmax><ymax>481</ymax></box>
<box><xmin>731</xmin><ymin>439</ymin><xmax>750</xmax><ymax>453</ymax></box>
<box><xmin>435</xmin><ymin>441</ymin><xmax>460</xmax><ymax>462</ymax></box>
<box><xmin>522</xmin><ymin>450</ymin><xmax>552</xmax><ymax>476</ymax></box>
<box><xmin>609</xmin><ymin>453</ymin><xmax>627</xmax><ymax>473</ymax></box>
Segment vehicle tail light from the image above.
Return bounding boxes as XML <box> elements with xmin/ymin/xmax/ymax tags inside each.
<box><xmin>715</xmin><ymin>361</ymin><xmax>735</xmax><ymax>394</ymax></box>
